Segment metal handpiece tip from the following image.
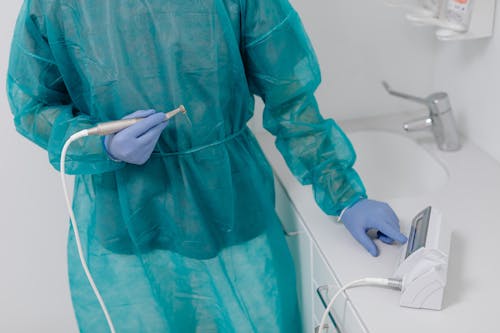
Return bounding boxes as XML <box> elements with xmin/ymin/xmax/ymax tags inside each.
<box><xmin>165</xmin><ymin>105</ymin><xmax>188</xmax><ymax>120</ymax></box>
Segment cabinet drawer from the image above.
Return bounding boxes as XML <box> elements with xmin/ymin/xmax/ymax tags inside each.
<box><xmin>312</xmin><ymin>241</ymin><xmax>337</xmax><ymax>287</ymax></box>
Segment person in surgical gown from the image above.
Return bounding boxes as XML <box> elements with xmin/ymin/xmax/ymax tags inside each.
<box><xmin>7</xmin><ymin>0</ymin><xmax>406</xmax><ymax>332</ymax></box>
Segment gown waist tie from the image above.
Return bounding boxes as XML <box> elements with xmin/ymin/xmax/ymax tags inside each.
<box><xmin>151</xmin><ymin>126</ymin><xmax>249</xmax><ymax>157</ymax></box>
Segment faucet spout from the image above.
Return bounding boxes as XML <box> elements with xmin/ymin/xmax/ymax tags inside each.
<box><xmin>403</xmin><ymin>117</ymin><xmax>433</xmax><ymax>132</ymax></box>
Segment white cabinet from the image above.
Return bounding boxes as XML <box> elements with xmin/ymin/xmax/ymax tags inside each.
<box><xmin>274</xmin><ymin>176</ymin><xmax>367</xmax><ymax>333</ymax></box>
<box><xmin>274</xmin><ymin>178</ymin><xmax>313</xmax><ymax>333</ymax></box>
<box><xmin>274</xmin><ymin>178</ymin><xmax>340</xmax><ymax>333</ymax></box>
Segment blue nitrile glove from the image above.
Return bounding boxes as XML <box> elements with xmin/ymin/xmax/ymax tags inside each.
<box><xmin>341</xmin><ymin>199</ymin><xmax>408</xmax><ymax>257</ymax></box>
<box><xmin>104</xmin><ymin>109</ymin><xmax>168</xmax><ymax>165</ymax></box>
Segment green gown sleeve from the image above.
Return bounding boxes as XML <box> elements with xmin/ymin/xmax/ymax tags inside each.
<box><xmin>243</xmin><ymin>0</ymin><xmax>367</xmax><ymax>216</ymax></box>
<box><xmin>6</xmin><ymin>1</ymin><xmax>123</xmax><ymax>175</ymax></box>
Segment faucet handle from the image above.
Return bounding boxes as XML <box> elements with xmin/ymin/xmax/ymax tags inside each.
<box><xmin>382</xmin><ymin>81</ymin><xmax>453</xmax><ymax>117</ymax></box>
<box><xmin>382</xmin><ymin>81</ymin><xmax>429</xmax><ymax>105</ymax></box>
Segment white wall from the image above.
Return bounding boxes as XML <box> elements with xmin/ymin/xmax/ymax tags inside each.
<box><xmin>291</xmin><ymin>0</ymin><xmax>437</xmax><ymax>120</ymax></box>
<box><xmin>433</xmin><ymin>5</ymin><xmax>500</xmax><ymax>162</ymax></box>
<box><xmin>0</xmin><ymin>1</ymin><xmax>78</xmax><ymax>332</ymax></box>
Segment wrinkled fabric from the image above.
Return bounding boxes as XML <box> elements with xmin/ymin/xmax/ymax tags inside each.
<box><xmin>7</xmin><ymin>0</ymin><xmax>366</xmax><ymax>332</ymax></box>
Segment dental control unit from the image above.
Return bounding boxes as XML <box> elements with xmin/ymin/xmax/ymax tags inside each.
<box><xmin>394</xmin><ymin>206</ymin><xmax>451</xmax><ymax>310</ymax></box>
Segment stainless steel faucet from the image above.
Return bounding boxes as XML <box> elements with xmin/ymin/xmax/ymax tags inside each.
<box><xmin>382</xmin><ymin>81</ymin><xmax>461</xmax><ymax>151</ymax></box>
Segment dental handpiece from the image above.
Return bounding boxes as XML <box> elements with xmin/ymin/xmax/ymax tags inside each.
<box><xmin>87</xmin><ymin>105</ymin><xmax>187</xmax><ymax>136</ymax></box>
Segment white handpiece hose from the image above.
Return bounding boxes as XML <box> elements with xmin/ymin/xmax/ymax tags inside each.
<box><xmin>60</xmin><ymin>130</ymin><xmax>116</xmax><ymax>333</ymax></box>
<box><xmin>317</xmin><ymin>278</ymin><xmax>402</xmax><ymax>332</ymax></box>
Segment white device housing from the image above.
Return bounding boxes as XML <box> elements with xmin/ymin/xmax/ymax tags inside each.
<box><xmin>393</xmin><ymin>207</ymin><xmax>451</xmax><ymax>310</ymax></box>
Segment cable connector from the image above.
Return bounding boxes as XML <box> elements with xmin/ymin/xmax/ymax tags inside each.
<box><xmin>363</xmin><ymin>277</ymin><xmax>403</xmax><ymax>290</ymax></box>
<box><xmin>387</xmin><ymin>278</ymin><xmax>403</xmax><ymax>290</ymax></box>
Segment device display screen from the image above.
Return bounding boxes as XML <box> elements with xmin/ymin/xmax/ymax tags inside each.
<box><xmin>405</xmin><ymin>206</ymin><xmax>431</xmax><ymax>259</ymax></box>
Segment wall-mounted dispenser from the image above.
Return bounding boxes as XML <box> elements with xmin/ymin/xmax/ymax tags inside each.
<box><xmin>385</xmin><ymin>0</ymin><xmax>497</xmax><ymax>41</ymax></box>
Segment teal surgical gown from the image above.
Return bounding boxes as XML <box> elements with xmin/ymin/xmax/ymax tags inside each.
<box><xmin>7</xmin><ymin>0</ymin><xmax>366</xmax><ymax>332</ymax></box>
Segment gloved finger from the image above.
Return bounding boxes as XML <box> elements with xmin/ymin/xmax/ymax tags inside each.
<box><xmin>385</xmin><ymin>208</ymin><xmax>400</xmax><ymax>228</ymax></box>
<box><xmin>376</xmin><ymin>203</ymin><xmax>399</xmax><ymax>227</ymax></box>
<box><xmin>123</xmin><ymin>109</ymin><xmax>156</xmax><ymax>120</ymax></box>
<box><xmin>377</xmin><ymin>223</ymin><xmax>408</xmax><ymax>244</ymax></box>
<box><xmin>377</xmin><ymin>231</ymin><xmax>394</xmax><ymax>244</ymax></box>
<box><xmin>103</xmin><ymin>135</ymin><xmax>120</xmax><ymax>160</ymax></box>
<box><xmin>121</xmin><ymin>112</ymin><xmax>167</xmax><ymax>138</ymax></box>
<box><xmin>138</xmin><ymin>120</ymin><xmax>169</xmax><ymax>143</ymax></box>
<box><xmin>355</xmin><ymin>230</ymin><xmax>379</xmax><ymax>257</ymax></box>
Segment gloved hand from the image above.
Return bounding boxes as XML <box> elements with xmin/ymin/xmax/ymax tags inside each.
<box><xmin>104</xmin><ymin>109</ymin><xmax>168</xmax><ymax>165</ymax></box>
<box><xmin>341</xmin><ymin>199</ymin><xmax>408</xmax><ymax>257</ymax></box>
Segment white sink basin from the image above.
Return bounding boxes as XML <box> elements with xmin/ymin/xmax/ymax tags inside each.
<box><xmin>347</xmin><ymin>130</ymin><xmax>448</xmax><ymax>199</ymax></box>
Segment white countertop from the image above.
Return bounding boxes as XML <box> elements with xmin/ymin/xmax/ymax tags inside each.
<box><xmin>254</xmin><ymin>112</ymin><xmax>500</xmax><ymax>333</ymax></box>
